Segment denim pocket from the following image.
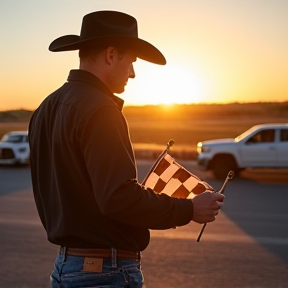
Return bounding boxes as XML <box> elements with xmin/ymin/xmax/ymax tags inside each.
<box><xmin>61</xmin><ymin>270</ymin><xmax>117</xmax><ymax>288</ymax></box>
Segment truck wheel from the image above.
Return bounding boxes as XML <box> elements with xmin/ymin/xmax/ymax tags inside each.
<box><xmin>212</xmin><ymin>156</ymin><xmax>238</xmax><ymax>180</ymax></box>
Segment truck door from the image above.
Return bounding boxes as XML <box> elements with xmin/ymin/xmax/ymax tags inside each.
<box><xmin>277</xmin><ymin>129</ymin><xmax>288</xmax><ymax>167</ymax></box>
<box><xmin>240</xmin><ymin>129</ymin><xmax>278</xmax><ymax>167</ymax></box>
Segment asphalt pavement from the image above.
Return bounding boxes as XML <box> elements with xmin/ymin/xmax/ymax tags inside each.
<box><xmin>0</xmin><ymin>161</ymin><xmax>288</xmax><ymax>288</ymax></box>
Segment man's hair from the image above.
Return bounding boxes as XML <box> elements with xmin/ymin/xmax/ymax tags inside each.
<box><xmin>79</xmin><ymin>45</ymin><xmax>108</xmax><ymax>61</ymax></box>
<box><xmin>79</xmin><ymin>44</ymin><xmax>127</xmax><ymax>61</ymax></box>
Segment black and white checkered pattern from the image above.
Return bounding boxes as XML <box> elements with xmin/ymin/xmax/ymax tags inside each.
<box><xmin>143</xmin><ymin>153</ymin><xmax>214</xmax><ymax>199</ymax></box>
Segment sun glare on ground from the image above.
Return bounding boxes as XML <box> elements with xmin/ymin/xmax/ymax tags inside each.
<box><xmin>123</xmin><ymin>62</ymin><xmax>204</xmax><ymax>106</ymax></box>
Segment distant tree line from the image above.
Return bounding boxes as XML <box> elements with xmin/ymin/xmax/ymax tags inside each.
<box><xmin>0</xmin><ymin>102</ymin><xmax>287</xmax><ymax>122</ymax></box>
<box><xmin>0</xmin><ymin>109</ymin><xmax>33</xmax><ymax>122</ymax></box>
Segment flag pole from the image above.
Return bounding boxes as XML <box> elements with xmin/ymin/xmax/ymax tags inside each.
<box><xmin>196</xmin><ymin>171</ymin><xmax>234</xmax><ymax>242</ymax></box>
<box><xmin>142</xmin><ymin>139</ymin><xmax>174</xmax><ymax>185</ymax></box>
<box><xmin>196</xmin><ymin>223</ymin><xmax>207</xmax><ymax>242</ymax></box>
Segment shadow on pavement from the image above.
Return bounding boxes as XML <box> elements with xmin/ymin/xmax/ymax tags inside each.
<box><xmin>203</xmin><ymin>170</ymin><xmax>288</xmax><ymax>265</ymax></box>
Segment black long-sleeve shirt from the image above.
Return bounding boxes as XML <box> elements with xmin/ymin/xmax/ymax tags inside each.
<box><xmin>28</xmin><ymin>69</ymin><xmax>193</xmax><ymax>251</ymax></box>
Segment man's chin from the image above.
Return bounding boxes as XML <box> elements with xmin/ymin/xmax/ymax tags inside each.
<box><xmin>114</xmin><ymin>87</ymin><xmax>125</xmax><ymax>94</ymax></box>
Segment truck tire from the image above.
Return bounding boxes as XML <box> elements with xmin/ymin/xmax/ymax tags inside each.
<box><xmin>211</xmin><ymin>155</ymin><xmax>238</xmax><ymax>180</ymax></box>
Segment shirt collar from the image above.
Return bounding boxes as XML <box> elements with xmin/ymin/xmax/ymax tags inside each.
<box><xmin>67</xmin><ymin>69</ymin><xmax>124</xmax><ymax>110</ymax></box>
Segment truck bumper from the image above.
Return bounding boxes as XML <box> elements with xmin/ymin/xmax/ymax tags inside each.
<box><xmin>197</xmin><ymin>156</ymin><xmax>210</xmax><ymax>170</ymax></box>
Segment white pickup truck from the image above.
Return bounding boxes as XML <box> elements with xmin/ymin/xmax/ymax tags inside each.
<box><xmin>0</xmin><ymin>131</ymin><xmax>30</xmax><ymax>165</ymax></box>
<box><xmin>197</xmin><ymin>123</ymin><xmax>288</xmax><ymax>179</ymax></box>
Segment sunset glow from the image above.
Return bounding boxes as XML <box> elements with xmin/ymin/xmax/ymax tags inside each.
<box><xmin>0</xmin><ymin>0</ymin><xmax>287</xmax><ymax>111</ymax></box>
<box><xmin>122</xmin><ymin>62</ymin><xmax>204</xmax><ymax>106</ymax></box>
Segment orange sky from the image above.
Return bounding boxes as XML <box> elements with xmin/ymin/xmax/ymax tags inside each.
<box><xmin>1</xmin><ymin>0</ymin><xmax>287</xmax><ymax>110</ymax></box>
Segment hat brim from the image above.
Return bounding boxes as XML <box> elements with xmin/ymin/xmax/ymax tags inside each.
<box><xmin>49</xmin><ymin>35</ymin><xmax>166</xmax><ymax>65</ymax></box>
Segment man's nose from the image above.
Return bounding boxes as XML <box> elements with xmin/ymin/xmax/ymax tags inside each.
<box><xmin>129</xmin><ymin>64</ymin><xmax>135</xmax><ymax>79</ymax></box>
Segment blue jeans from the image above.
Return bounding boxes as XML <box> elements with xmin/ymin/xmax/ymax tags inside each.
<box><xmin>51</xmin><ymin>247</ymin><xmax>144</xmax><ymax>288</ymax></box>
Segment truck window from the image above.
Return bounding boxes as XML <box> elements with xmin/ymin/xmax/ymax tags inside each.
<box><xmin>280</xmin><ymin>129</ymin><xmax>288</xmax><ymax>142</ymax></box>
<box><xmin>247</xmin><ymin>129</ymin><xmax>275</xmax><ymax>143</ymax></box>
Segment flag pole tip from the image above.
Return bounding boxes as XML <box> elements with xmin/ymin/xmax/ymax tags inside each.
<box><xmin>167</xmin><ymin>139</ymin><xmax>175</xmax><ymax>149</ymax></box>
<box><xmin>228</xmin><ymin>171</ymin><xmax>234</xmax><ymax>179</ymax></box>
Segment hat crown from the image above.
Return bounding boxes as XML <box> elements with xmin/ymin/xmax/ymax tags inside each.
<box><xmin>80</xmin><ymin>11</ymin><xmax>138</xmax><ymax>40</ymax></box>
<box><xmin>49</xmin><ymin>10</ymin><xmax>166</xmax><ymax>65</ymax></box>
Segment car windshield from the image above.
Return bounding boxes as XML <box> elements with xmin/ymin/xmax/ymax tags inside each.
<box><xmin>1</xmin><ymin>134</ymin><xmax>24</xmax><ymax>143</ymax></box>
<box><xmin>235</xmin><ymin>126</ymin><xmax>258</xmax><ymax>142</ymax></box>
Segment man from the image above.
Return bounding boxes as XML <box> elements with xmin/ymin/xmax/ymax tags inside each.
<box><xmin>29</xmin><ymin>11</ymin><xmax>224</xmax><ymax>288</ymax></box>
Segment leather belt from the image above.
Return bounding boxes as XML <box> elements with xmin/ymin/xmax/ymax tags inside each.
<box><xmin>65</xmin><ymin>247</ymin><xmax>141</xmax><ymax>260</ymax></box>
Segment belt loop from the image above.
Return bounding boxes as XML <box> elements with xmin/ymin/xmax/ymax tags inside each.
<box><xmin>59</xmin><ymin>246</ymin><xmax>66</xmax><ymax>262</ymax></box>
<box><xmin>111</xmin><ymin>248</ymin><xmax>117</xmax><ymax>268</ymax></box>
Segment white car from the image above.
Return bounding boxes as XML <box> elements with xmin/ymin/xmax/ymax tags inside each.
<box><xmin>0</xmin><ymin>131</ymin><xmax>30</xmax><ymax>165</ymax></box>
<box><xmin>197</xmin><ymin>123</ymin><xmax>288</xmax><ymax>179</ymax></box>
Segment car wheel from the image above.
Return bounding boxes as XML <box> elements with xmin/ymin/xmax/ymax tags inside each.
<box><xmin>211</xmin><ymin>155</ymin><xmax>238</xmax><ymax>180</ymax></box>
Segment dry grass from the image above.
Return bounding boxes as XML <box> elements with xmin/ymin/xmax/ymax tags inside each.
<box><xmin>0</xmin><ymin>122</ymin><xmax>29</xmax><ymax>138</ymax></box>
<box><xmin>1</xmin><ymin>103</ymin><xmax>287</xmax><ymax>154</ymax></box>
<box><xmin>124</xmin><ymin>102</ymin><xmax>288</xmax><ymax>150</ymax></box>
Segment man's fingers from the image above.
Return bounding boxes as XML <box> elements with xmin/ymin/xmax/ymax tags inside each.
<box><xmin>191</xmin><ymin>190</ymin><xmax>226</xmax><ymax>223</ymax></box>
<box><xmin>210</xmin><ymin>200</ymin><xmax>223</xmax><ymax>210</ymax></box>
<box><xmin>214</xmin><ymin>192</ymin><xmax>225</xmax><ymax>201</ymax></box>
<box><xmin>216</xmin><ymin>201</ymin><xmax>224</xmax><ymax>209</ymax></box>
<box><xmin>206</xmin><ymin>215</ymin><xmax>216</xmax><ymax>223</ymax></box>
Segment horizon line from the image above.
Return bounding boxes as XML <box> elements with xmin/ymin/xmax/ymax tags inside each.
<box><xmin>1</xmin><ymin>100</ymin><xmax>288</xmax><ymax>112</ymax></box>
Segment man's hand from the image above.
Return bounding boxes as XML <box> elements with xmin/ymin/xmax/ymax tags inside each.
<box><xmin>191</xmin><ymin>191</ymin><xmax>225</xmax><ymax>224</ymax></box>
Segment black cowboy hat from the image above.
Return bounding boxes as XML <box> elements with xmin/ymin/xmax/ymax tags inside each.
<box><xmin>49</xmin><ymin>10</ymin><xmax>166</xmax><ymax>65</ymax></box>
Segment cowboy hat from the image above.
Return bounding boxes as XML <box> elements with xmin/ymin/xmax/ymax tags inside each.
<box><xmin>49</xmin><ymin>11</ymin><xmax>166</xmax><ymax>65</ymax></box>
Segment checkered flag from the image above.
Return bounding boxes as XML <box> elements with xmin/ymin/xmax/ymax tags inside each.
<box><xmin>142</xmin><ymin>140</ymin><xmax>214</xmax><ymax>198</ymax></box>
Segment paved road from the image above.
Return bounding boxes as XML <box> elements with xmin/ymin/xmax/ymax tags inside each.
<box><xmin>0</xmin><ymin>161</ymin><xmax>288</xmax><ymax>288</ymax></box>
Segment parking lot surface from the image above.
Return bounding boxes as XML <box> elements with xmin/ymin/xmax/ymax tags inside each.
<box><xmin>0</xmin><ymin>161</ymin><xmax>288</xmax><ymax>288</ymax></box>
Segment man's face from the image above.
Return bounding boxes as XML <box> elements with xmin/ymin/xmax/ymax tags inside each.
<box><xmin>109</xmin><ymin>49</ymin><xmax>136</xmax><ymax>94</ymax></box>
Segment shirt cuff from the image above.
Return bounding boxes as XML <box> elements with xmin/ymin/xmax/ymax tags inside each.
<box><xmin>174</xmin><ymin>198</ymin><xmax>194</xmax><ymax>227</ymax></box>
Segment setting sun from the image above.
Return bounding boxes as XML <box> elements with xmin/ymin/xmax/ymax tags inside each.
<box><xmin>1</xmin><ymin>1</ymin><xmax>287</xmax><ymax>111</ymax></box>
<box><xmin>122</xmin><ymin>62</ymin><xmax>205</xmax><ymax>106</ymax></box>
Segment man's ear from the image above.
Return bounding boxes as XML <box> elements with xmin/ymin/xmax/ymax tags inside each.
<box><xmin>106</xmin><ymin>46</ymin><xmax>115</xmax><ymax>65</ymax></box>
